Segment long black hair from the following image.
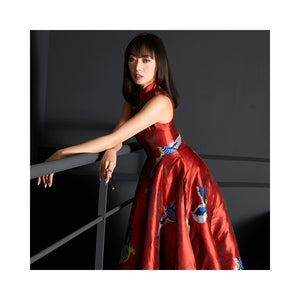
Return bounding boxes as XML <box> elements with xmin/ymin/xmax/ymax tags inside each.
<box><xmin>122</xmin><ymin>33</ymin><xmax>179</xmax><ymax>108</ymax></box>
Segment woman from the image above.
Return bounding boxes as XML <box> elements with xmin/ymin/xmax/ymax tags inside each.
<box><xmin>38</xmin><ymin>33</ymin><xmax>243</xmax><ymax>270</ymax></box>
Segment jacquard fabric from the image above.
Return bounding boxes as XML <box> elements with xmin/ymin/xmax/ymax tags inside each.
<box><xmin>118</xmin><ymin>81</ymin><xmax>243</xmax><ymax>270</ymax></box>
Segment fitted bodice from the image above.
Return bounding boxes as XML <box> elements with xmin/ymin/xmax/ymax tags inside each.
<box><xmin>131</xmin><ymin>82</ymin><xmax>186</xmax><ymax>159</ymax></box>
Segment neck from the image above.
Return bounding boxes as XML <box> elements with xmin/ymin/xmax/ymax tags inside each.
<box><xmin>140</xmin><ymin>80</ymin><xmax>156</xmax><ymax>90</ymax></box>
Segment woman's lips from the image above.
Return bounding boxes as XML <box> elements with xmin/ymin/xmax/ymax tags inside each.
<box><xmin>135</xmin><ymin>74</ymin><xmax>143</xmax><ymax>80</ymax></box>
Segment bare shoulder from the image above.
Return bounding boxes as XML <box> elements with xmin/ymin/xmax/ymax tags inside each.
<box><xmin>146</xmin><ymin>94</ymin><xmax>173</xmax><ymax>124</ymax></box>
<box><xmin>147</xmin><ymin>93</ymin><xmax>173</xmax><ymax>108</ymax></box>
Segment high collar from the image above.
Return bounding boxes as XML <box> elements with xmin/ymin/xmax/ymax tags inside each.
<box><xmin>139</xmin><ymin>81</ymin><xmax>158</xmax><ymax>100</ymax></box>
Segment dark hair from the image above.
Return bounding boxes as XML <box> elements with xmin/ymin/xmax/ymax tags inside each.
<box><xmin>122</xmin><ymin>33</ymin><xmax>179</xmax><ymax>108</ymax></box>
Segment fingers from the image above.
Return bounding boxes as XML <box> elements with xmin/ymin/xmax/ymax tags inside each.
<box><xmin>38</xmin><ymin>173</ymin><xmax>54</xmax><ymax>188</ymax></box>
<box><xmin>99</xmin><ymin>160</ymin><xmax>115</xmax><ymax>184</ymax></box>
<box><xmin>104</xmin><ymin>162</ymin><xmax>115</xmax><ymax>184</ymax></box>
<box><xmin>99</xmin><ymin>159</ymin><xmax>109</xmax><ymax>182</ymax></box>
<box><xmin>104</xmin><ymin>160</ymin><xmax>110</xmax><ymax>183</ymax></box>
<box><xmin>48</xmin><ymin>173</ymin><xmax>54</xmax><ymax>187</ymax></box>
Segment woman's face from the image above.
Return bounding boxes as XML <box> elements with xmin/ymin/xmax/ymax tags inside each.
<box><xmin>128</xmin><ymin>48</ymin><xmax>157</xmax><ymax>89</ymax></box>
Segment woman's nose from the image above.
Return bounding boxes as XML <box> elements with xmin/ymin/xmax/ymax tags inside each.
<box><xmin>136</xmin><ymin>59</ymin><xmax>142</xmax><ymax>71</ymax></box>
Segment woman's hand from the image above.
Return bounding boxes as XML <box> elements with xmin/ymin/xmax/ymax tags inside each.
<box><xmin>99</xmin><ymin>149</ymin><xmax>117</xmax><ymax>184</ymax></box>
<box><xmin>37</xmin><ymin>149</ymin><xmax>64</xmax><ymax>188</ymax></box>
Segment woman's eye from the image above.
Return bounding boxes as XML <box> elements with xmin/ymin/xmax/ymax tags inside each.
<box><xmin>143</xmin><ymin>59</ymin><xmax>150</xmax><ymax>63</ymax></box>
<box><xmin>129</xmin><ymin>57</ymin><xmax>135</xmax><ymax>63</ymax></box>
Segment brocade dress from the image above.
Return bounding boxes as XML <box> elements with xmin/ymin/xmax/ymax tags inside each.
<box><xmin>118</xmin><ymin>81</ymin><xmax>243</xmax><ymax>270</ymax></box>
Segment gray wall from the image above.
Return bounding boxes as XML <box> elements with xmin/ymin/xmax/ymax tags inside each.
<box><xmin>31</xmin><ymin>30</ymin><xmax>269</xmax><ymax>270</ymax></box>
<box><xmin>33</xmin><ymin>30</ymin><xmax>269</xmax><ymax>158</ymax></box>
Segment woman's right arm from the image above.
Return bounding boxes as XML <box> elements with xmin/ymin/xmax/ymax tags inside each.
<box><xmin>99</xmin><ymin>100</ymin><xmax>132</xmax><ymax>183</ymax></box>
<box><xmin>110</xmin><ymin>100</ymin><xmax>133</xmax><ymax>151</ymax></box>
<box><xmin>38</xmin><ymin>101</ymin><xmax>132</xmax><ymax>188</ymax></box>
<box><xmin>39</xmin><ymin>95</ymin><xmax>171</xmax><ymax>187</ymax></box>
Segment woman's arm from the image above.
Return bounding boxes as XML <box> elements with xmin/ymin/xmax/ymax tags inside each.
<box><xmin>38</xmin><ymin>95</ymin><xmax>172</xmax><ymax>187</ymax></box>
<box><xmin>103</xmin><ymin>100</ymin><xmax>132</xmax><ymax>152</ymax></box>
<box><xmin>98</xmin><ymin>100</ymin><xmax>132</xmax><ymax>183</ymax></box>
<box><xmin>61</xmin><ymin>94</ymin><xmax>172</xmax><ymax>156</ymax></box>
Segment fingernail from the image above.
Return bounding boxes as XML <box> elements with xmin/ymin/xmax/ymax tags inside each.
<box><xmin>49</xmin><ymin>184</ymin><xmax>52</xmax><ymax>187</ymax></box>
<box><xmin>44</xmin><ymin>185</ymin><xmax>47</xmax><ymax>188</ymax></box>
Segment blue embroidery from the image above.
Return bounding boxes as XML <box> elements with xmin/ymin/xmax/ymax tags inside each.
<box><xmin>193</xmin><ymin>206</ymin><xmax>206</xmax><ymax>216</ymax></box>
<box><xmin>233</xmin><ymin>257</ymin><xmax>244</xmax><ymax>270</ymax></box>
<box><xmin>150</xmin><ymin>134</ymin><xmax>182</xmax><ymax>177</ymax></box>
<box><xmin>158</xmin><ymin>201</ymin><xmax>176</xmax><ymax>231</ymax></box>
<box><xmin>191</xmin><ymin>186</ymin><xmax>208</xmax><ymax>223</ymax></box>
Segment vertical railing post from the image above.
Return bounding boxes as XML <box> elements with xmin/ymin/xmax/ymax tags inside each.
<box><xmin>94</xmin><ymin>179</ymin><xmax>108</xmax><ymax>270</ymax></box>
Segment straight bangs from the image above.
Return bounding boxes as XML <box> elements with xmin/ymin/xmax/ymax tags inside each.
<box><xmin>128</xmin><ymin>41</ymin><xmax>155</xmax><ymax>60</ymax></box>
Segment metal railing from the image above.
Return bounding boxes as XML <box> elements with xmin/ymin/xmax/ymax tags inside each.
<box><xmin>30</xmin><ymin>142</ymin><xmax>270</xmax><ymax>269</ymax></box>
<box><xmin>30</xmin><ymin>142</ymin><xmax>142</xmax><ymax>269</ymax></box>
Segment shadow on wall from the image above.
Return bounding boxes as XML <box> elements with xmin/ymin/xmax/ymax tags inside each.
<box><xmin>235</xmin><ymin>212</ymin><xmax>270</xmax><ymax>270</ymax></box>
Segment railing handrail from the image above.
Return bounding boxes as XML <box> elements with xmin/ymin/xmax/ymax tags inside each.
<box><xmin>30</xmin><ymin>141</ymin><xmax>269</xmax><ymax>268</ymax></box>
<box><xmin>30</xmin><ymin>142</ymin><xmax>143</xmax><ymax>179</ymax></box>
<box><xmin>30</xmin><ymin>141</ymin><xmax>143</xmax><ymax>268</ymax></box>
<box><xmin>31</xmin><ymin>141</ymin><xmax>270</xmax><ymax>180</ymax></box>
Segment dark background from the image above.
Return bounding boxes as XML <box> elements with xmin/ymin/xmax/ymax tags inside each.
<box><xmin>30</xmin><ymin>30</ymin><xmax>270</xmax><ymax>270</ymax></box>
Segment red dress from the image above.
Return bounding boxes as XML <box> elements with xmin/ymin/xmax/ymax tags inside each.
<box><xmin>118</xmin><ymin>81</ymin><xmax>243</xmax><ymax>270</ymax></box>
